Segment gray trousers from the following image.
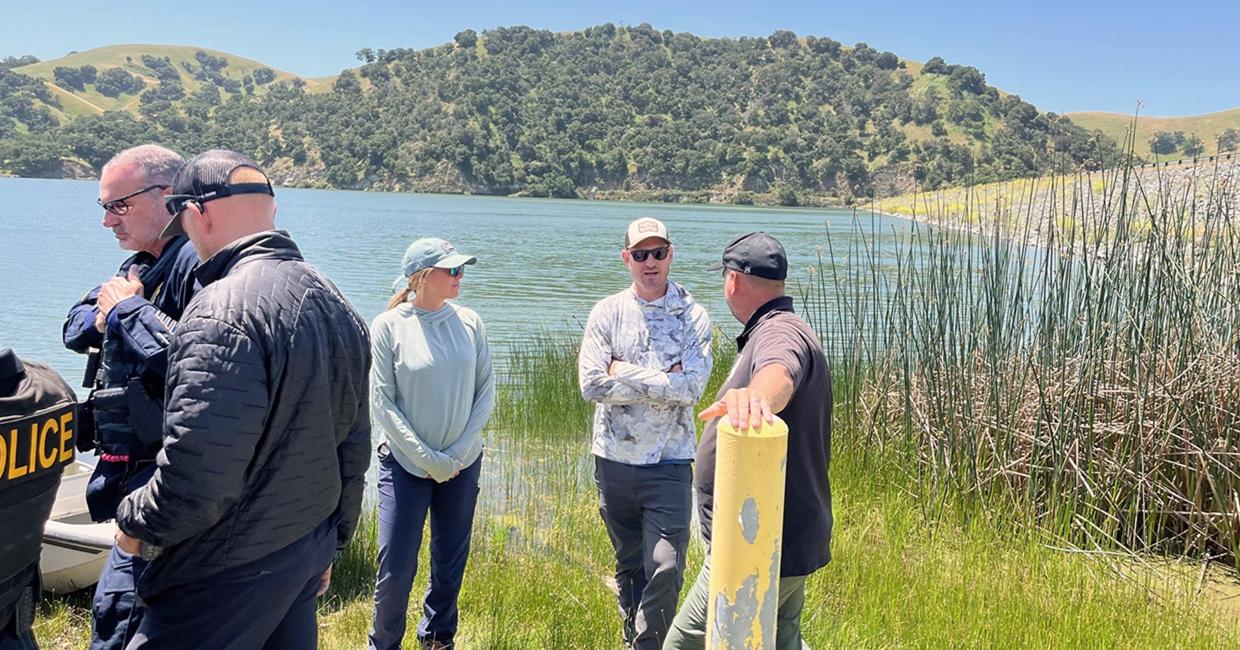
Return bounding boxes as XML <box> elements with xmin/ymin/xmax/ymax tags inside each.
<box><xmin>594</xmin><ymin>456</ymin><xmax>692</xmax><ymax>650</ymax></box>
<box><xmin>663</xmin><ymin>554</ymin><xmax>809</xmax><ymax>650</ymax></box>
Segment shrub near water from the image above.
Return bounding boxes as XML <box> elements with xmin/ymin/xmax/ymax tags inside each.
<box><xmin>824</xmin><ymin>155</ymin><xmax>1240</xmax><ymax>567</ymax></box>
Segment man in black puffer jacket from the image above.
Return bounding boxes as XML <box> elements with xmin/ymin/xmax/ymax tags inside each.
<box><xmin>114</xmin><ymin>150</ymin><xmax>371</xmax><ymax>649</ymax></box>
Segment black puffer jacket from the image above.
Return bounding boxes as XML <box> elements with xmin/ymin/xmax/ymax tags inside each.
<box><xmin>116</xmin><ymin>231</ymin><xmax>371</xmax><ymax>599</ymax></box>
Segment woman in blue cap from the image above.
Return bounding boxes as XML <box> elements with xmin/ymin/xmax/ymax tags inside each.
<box><xmin>368</xmin><ymin>237</ymin><xmax>495</xmax><ymax>650</ymax></box>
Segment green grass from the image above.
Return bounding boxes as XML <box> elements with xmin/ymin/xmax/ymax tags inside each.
<box><xmin>309</xmin><ymin>339</ymin><xmax>1240</xmax><ymax>648</ymax></box>
<box><xmin>31</xmin><ymin>332</ymin><xmax>1240</xmax><ymax>648</ymax></box>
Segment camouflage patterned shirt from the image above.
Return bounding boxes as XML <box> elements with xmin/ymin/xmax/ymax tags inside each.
<box><xmin>578</xmin><ymin>281</ymin><xmax>713</xmax><ymax>464</ymax></box>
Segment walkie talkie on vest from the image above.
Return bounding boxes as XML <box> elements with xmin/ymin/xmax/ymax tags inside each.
<box><xmin>82</xmin><ymin>347</ymin><xmax>101</xmax><ymax>389</ymax></box>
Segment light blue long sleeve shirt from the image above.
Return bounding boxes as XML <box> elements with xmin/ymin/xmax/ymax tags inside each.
<box><xmin>370</xmin><ymin>301</ymin><xmax>495</xmax><ymax>481</ymax></box>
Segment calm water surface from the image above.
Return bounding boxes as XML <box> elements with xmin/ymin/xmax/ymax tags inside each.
<box><xmin>1</xmin><ymin>177</ymin><xmax>910</xmax><ymax>391</ymax></box>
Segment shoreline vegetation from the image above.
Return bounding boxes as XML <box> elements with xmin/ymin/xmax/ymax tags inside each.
<box><xmin>34</xmin><ymin>339</ymin><xmax>1240</xmax><ymax>648</ymax></box>
<box><xmin>32</xmin><ymin>152</ymin><xmax>1240</xmax><ymax>647</ymax></box>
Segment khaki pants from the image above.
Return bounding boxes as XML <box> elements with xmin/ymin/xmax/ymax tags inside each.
<box><xmin>663</xmin><ymin>554</ymin><xmax>809</xmax><ymax>650</ymax></box>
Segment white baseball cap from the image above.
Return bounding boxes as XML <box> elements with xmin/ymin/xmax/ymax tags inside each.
<box><xmin>624</xmin><ymin>217</ymin><xmax>671</xmax><ymax>248</ymax></box>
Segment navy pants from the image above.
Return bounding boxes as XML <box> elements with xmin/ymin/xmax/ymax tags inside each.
<box><xmin>91</xmin><ymin>547</ymin><xmax>148</xmax><ymax>650</ymax></box>
<box><xmin>90</xmin><ymin>460</ymin><xmax>157</xmax><ymax>649</ymax></box>
<box><xmin>125</xmin><ymin>518</ymin><xmax>335</xmax><ymax>650</ymax></box>
<box><xmin>369</xmin><ymin>451</ymin><xmax>482</xmax><ymax>650</ymax></box>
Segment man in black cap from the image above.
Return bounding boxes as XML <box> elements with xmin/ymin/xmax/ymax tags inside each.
<box><xmin>0</xmin><ymin>349</ymin><xmax>77</xmax><ymax>650</ymax></box>
<box><xmin>664</xmin><ymin>232</ymin><xmax>833</xmax><ymax>650</ymax></box>
<box><xmin>61</xmin><ymin>143</ymin><xmax>198</xmax><ymax>650</ymax></box>
<box><xmin>113</xmin><ymin>150</ymin><xmax>372</xmax><ymax>649</ymax></box>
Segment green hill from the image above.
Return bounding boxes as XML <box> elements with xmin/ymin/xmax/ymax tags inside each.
<box><xmin>12</xmin><ymin>44</ymin><xmax>332</xmax><ymax>118</ymax></box>
<box><xmin>1066</xmin><ymin>107</ymin><xmax>1240</xmax><ymax>158</ymax></box>
<box><xmin>2</xmin><ymin>26</ymin><xmax>1123</xmax><ymax>199</ymax></box>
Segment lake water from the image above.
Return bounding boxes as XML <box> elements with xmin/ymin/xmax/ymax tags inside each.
<box><xmin>0</xmin><ymin>177</ymin><xmax>910</xmax><ymax>390</ymax></box>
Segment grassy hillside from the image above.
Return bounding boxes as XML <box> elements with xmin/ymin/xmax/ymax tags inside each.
<box><xmin>13</xmin><ymin>44</ymin><xmax>332</xmax><ymax>116</ymax></box>
<box><xmin>1067</xmin><ymin>107</ymin><xmax>1240</xmax><ymax>157</ymax></box>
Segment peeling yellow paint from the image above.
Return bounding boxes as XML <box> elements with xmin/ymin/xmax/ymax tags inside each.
<box><xmin>707</xmin><ymin>417</ymin><xmax>789</xmax><ymax>649</ymax></box>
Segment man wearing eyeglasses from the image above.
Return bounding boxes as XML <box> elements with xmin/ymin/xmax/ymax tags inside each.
<box><xmin>61</xmin><ymin>144</ymin><xmax>200</xmax><ymax>650</ymax></box>
<box><xmin>578</xmin><ymin>217</ymin><xmax>713</xmax><ymax>650</ymax></box>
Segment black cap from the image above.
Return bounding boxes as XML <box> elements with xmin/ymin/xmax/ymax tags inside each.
<box><xmin>160</xmin><ymin>149</ymin><xmax>274</xmax><ymax>238</ymax></box>
<box><xmin>707</xmin><ymin>232</ymin><xmax>788</xmax><ymax>280</ymax></box>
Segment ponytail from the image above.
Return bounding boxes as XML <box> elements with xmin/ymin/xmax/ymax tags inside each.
<box><xmin>386</xmin><ymin>288</ymin><xmax>410</xmax><ymax>310</ymax></box>
<box><xmin>386</xmin><ymin>268</ymin><xmax>434</xmax><ymax>310</ymax></box>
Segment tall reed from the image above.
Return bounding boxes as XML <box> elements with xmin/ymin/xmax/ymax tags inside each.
<box><xmin>811</xmin><ymin>153</ymin><xmax>1240</xmax><ymax>566</ymax></box>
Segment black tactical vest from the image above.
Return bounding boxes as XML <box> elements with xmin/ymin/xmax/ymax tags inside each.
<box><xmin>0</xmin><ymin>353</ymin><xmax>76</xmax><ymax>625</ymax></box>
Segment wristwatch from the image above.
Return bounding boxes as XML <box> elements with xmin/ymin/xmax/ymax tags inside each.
<box><xmin>138</xmin><ymin>539</ymin><xmax>163</xmax><ymax>561</ymax></box>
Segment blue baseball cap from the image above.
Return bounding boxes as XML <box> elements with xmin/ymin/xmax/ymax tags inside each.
<box><xmin>392</xmin><ymin>237</ymin><xmax>477</xmax><ymax>291</ymax></box>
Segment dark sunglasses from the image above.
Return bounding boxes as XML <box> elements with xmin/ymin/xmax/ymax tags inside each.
<box><xmin>447</xmin><ymin>265</ymin><xmax>464</xmax><ymax>277</ymax></box>
<box><xmin>629</xmin><ymin>246</ymin><xmax>670</xmax><ymax>262</ymax></box>
<box><xmin>163</xmin><ymin>182</ymin><xmax>275</xmax><ymax>216</ymax></box>
<box><xmin>98</xmin><ymin>185</ymin><xmax>168</xmax><ymax>216</ymax></box>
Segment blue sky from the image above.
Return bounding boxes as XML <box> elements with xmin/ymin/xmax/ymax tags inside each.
<box><xmin>8</xmin><ymin>0</ymin><xmax>1237</xmax><ymax>116</ymax></box>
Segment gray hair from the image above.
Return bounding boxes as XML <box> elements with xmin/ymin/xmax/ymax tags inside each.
<box><xmin>102</xmin><ymin>144</ymin><xmax>185</xmax><ymax>186</ymax></box>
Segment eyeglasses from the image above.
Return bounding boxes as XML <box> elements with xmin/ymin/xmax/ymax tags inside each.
<box><xmin>629</xmin><ymin>246</ymin><xmax>670</xmax><ymax>262</ymax></box>
<box><xmin>448</xmin><ymin>266</ymin><xmax>464</xmax><ymax>277</ymax></box>
<box><xmin>98</xmin><ymin>185</ymin><xmax>168</xmax><ymax>216</ymax></box>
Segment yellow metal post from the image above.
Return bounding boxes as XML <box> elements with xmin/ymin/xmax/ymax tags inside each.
<box><xmin>706</xmin><ymin>416</ymin><xmax>789</xmax><ymax>649</ymax></box>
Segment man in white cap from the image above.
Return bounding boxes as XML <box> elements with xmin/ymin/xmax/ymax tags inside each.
<box><xmin>578</xmin><ymin>217</ymin><xmax>713</xmax><ymax>649</ymax></box>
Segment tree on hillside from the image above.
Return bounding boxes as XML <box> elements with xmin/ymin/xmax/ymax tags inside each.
<box><xmin>53</xmin><ymin>66</ymin><xmax>85</xmax><ymax>91</ymax></box>
<box><xmin>768</xmin><ymin>30</ymin><xmax>798</xmax><ymax>49</ymax></box>
<box><xmin>64</xmin><ymin>111</ymin><xmax>150</xmax><ymax>169</ymax></box>
<box><xmin>922</xmin><ymin>56</ymin><xmax>947</xmax><ymax>74</ymax></box>
<box><xmin>141</xmin><ymin>55</ymin><xmax>182</xmax><ymax>84</ymax></box>
<box><xmin>0</xmin><ymin>132</ymin><xmax>66</xmax><ymax>176</ymax></box>
<box><xmin>95</xmin><ymin>67</ymin><xmax>144</xmax><ymax>97</ymax></box>
<box><xmin>1182</xmin><ymin>134</ymin><xmax>1204</xmax><ymax>157</ymax></box>
<box><xmin>454</xmin><ymin>30</ymin><xmax>478</xmax><ymax>49</ymax></box>
<box><xmin>0</xmin><ymin>55</ymin><xmax>40</xmax><ymax>70</ymax></box>
<box><xmin>252</xmin><ymin>67</ymin><xmax>276</xmax><ymax>85</ymax></box>
<box><xmin>333</xmin><ymin>69</ymin><xmax>361</xmax><ymax>94</ymax></box>
<box><xmin>195</xmin><ymin>50</ymin><xmax>228</xmax><ymax>72</ymax></box>
<box><xmin>947</xmin><ymin>65</ymin><xmax>986</xmax><ymax>95</ymax></box>
<box><xmin>876</xmin><ymin>51</ymin><xmax>901</xmax><ymax>70</ymax></box>
<box><xmin>1149</xmin><ymin>131</ymin><xmax>1178</xmax><ymax>155</ymax></box>
<box><xmin>806</xmin><ymin>36</ymin><xmax>841</xmax><ymax>57</ymax></box>
<box><xmin>79</xmin><ymin>65</ymin><xmax>97</xmax><ymax>84</ymax></box>
<box><xmin>1218</xmin><ymin>128</ymin><xmax>1239</xmax><ymax>153</ymax></box>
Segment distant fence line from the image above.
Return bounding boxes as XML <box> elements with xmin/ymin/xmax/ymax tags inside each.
<box><xmin>1133</xmin><ymin>151</ymin><xmax>1236</xmax><ymax>170</ymax></box>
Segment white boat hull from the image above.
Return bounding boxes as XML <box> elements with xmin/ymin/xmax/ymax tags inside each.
<box><xmin>40</xmin><ymin>459</ymin><xmax>113</xmax><ymax>593</ymax></box>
